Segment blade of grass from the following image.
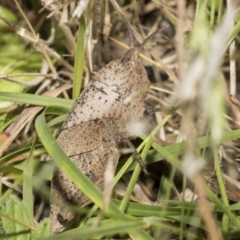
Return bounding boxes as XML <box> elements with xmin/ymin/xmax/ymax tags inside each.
<box><xmin>0</xmin><ymin>92</ymin><xmax>74</xmax><ymax>108</ymax></box>
<box><xmin>210</xmin><ymin>0</ymin><xmax>217</xmax><ymax>27</ymax></box>
<box><xmin>217</xmin><ymin>0</ymin><xmax>224</xmax><ymax>23</ymax></box>
<box><xmin>213</xmin><ymin>146</ymin><xmax>229</xmax><ymax>234</ymax></box>
<box><xmin>72</xmin><ymin>16</ymin><xmax>85</xmax><ymax>100</ymax></box>
<box><xmin>206</xmin><ymin>186</ymin><xmax>240</xmax><ymax>228</ymax></box>
<box><xmin>226</xmin><ymin>20</ymin><xmax>240</xmax><ymax>47</ymax></box>
<box><xmin>49</xmin><ymin>219</ymin><xmax>145</xmax><ymax>240</ymax></box>
<box><xmin>119</xmin><ymin>113</ymin><xmax>173</xmax><ymax>212</ymax></box>
<box><xmin>22</xmin><ymin>138</ymin><xmax>36</xmax><ymax>225</ymax></box>
<box><xmin>119</xmin><ymin>140</ymin><xmax>151</xmax><ymax>212</ymax></box>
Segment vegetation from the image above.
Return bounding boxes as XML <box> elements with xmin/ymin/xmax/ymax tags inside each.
<box><xmin>1</xmin><ymin>0</ymin><xmax>240</xmax><ymax>239</ymax></box>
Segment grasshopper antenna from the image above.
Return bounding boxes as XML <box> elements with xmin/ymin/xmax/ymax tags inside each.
<box><xmin>137</xmin><ymin>25</ymin><xmax>169</xmax><ymax>53</ymax></box>
<box><xmin>110</xmin><ymin>0</ymin><xmax>134</xmax><ymax>48</ymax></box>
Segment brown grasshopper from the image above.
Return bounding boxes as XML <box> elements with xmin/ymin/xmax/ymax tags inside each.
<box><xmin>50</xmin><ymin>13</ymin><xmax>162</xmax><ymax>233</ymax></box>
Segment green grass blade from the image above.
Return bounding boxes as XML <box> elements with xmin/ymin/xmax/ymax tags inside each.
<box><xmin>206</xmin><ymin>186</ymin><xmax>240</xmax><ymax>228</ymax></box>
<box><xmin>22</xmin><ymin>139</ymin><xmax>35</xmax><ymax>225</ymax></box>
<box><xmin>118</xmin><ymin>113</ymin><xmax>173</xmax><ymax>212</ymax></box>
<box><xmin>48</xmin><ymin>219</ymin><xmax>145</xmax><ymax>240</ymax></box>
<box><xmin>0</xmin><ymin>92</ymin><xmax>73</xmax><ymax>108</ymax></box>
<box><xmin>213</xmin><ymin>146</ymin><xmax>229</xmax><ymax>233</ymax></box>
<box><xmin>72</xmin><ymin>16</ymin><xmax>85</xmax><ymax>100</ymax></box>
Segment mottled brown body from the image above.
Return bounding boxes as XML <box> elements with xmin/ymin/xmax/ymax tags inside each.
<box><xmin>50</xmin><ymin>48</ymin><xmax>151</xmax><ymax>232</ymax></box>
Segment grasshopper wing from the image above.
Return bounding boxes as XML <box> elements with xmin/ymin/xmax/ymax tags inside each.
<box><xmin>57</xmin><ymin>120</ymin><xmax>102</xmax><ymax>156</ymax></box>
<box><xmin>50</xmin><ymin>144</ymin><xmax>119</xmax><ymax>232</ymax></box>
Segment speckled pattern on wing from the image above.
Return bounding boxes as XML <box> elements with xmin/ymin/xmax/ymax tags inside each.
<box><xmin>57</xmin><ymin>121</ymin><xmax>102</xmax><ymax>156</ymax></box>
<box><xmin>50</xmin><ymin>47</ymin><xmax>151</xmax><ymax>233</ymax></box>
<box><xmin>61</xmin><ymin>52</ymin><xmax>150</xmax><ymax>132</ymax></box>
<box><xmin>51</xmin><ymin>119</ymin><xmax>119</xmax><ymax>232</ymax></box>
<box><xmin>51</xmin><ymin>145</ymin><xmax>119</xmax><ymax>232</ymax></box>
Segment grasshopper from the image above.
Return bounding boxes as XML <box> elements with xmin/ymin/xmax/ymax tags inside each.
<box><xmin>50</xmin><ymin>7</ymin><xmax>162</xmax><ymax>233</ymax></box>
